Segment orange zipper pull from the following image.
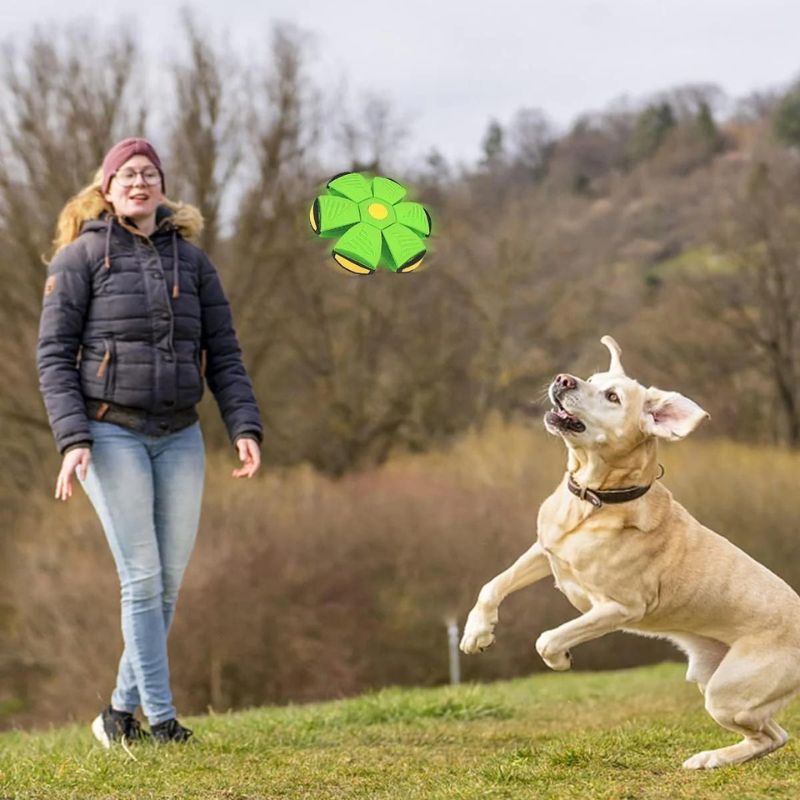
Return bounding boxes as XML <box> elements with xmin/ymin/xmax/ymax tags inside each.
<box><xmin>96</xmin><ymin>350</ymin><xmax>110</xmax><ymax>378</ymax></box>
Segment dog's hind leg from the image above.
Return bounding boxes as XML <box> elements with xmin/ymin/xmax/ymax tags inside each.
<box><xmin>682</xmin><ymin>635</ymin><xmax>800</xmax><ymax>769</ymax></box>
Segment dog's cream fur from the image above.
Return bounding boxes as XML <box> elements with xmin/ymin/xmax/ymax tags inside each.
<box><xmin>460</xmin><ymin>336</ymin><xmax>800</xmax><ymax>769</ymax></box>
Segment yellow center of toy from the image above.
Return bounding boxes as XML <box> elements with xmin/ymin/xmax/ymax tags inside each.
<box><xmin>368</xmin><ymin>203</ymin><xmax>388</xmax><ymax>220</ymax></box>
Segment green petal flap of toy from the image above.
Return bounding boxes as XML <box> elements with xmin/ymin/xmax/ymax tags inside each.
<box><xmin>394</xmin><ymin>202</ymin><xmax>431</xmax><ymax>237</ymax></box>
<box><xmin>310</xmin><ymin>172</ymin><xmax>432</xmax><ymax>275</ymax></box>
<box><xmin>328</xmin><ymin>172</ymin><xmax>372</xmax><ymax>203</ymax></box>
<box><xmin>382</xmin><ymin>224</ymin><xmax>426</xmax><ymax>272</ymax></box>
<box><xmin>312</xmin><ymin>195</ymin><xmax>360</xmax><ymax>236</ymax></box>
<box><xmin>371</xmin><ymin>176</ymin><xmax>407</xmax><ymax>205</ymax></box>
<box><xmin>333</xmin><ymin>223</ymin><xmax>382</xmax><ymax>273</ymax></box>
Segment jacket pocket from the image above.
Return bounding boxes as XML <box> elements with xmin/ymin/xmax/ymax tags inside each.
<box><xmin>95</xmin><ymin>337</ymin><xmax>116</xmax><ymax>399</ymax></box>
<box><xmin>193</xmin><ymin>342</ymin><xmax>207</xmax><ymax>380</ymax></box>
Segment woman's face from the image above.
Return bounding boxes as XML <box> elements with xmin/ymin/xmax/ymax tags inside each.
<box><xmin>103</xmin><ymin>154</ymin><xmax>163</xmax><ymax>222</ymax></box>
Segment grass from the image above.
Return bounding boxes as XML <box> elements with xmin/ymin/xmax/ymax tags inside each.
<box><xmin>3</xmin><ymin>663</ymin><xmax>800</xmax><ymax>799</ymax></box>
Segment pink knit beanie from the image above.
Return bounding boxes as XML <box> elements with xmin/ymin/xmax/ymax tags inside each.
<box><xmin>101</xmin><ymin>138</ymin><xmax>165</xmax><ymax>193</ymax></box>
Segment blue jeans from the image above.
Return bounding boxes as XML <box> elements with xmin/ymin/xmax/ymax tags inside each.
<box><xmin>79</xmin><ymin>420</ymin><xmax>205</xmax><ymax>724</ymax></box>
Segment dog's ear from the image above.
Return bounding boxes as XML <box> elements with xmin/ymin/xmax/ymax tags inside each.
<box><xmin>601</xmin><ymin>335</ymin><xmax>626</xmax><ymax>376</ymax></box>
<box><xmin>641</xmin><ymin>387</ymin><xmax>709</xmax><ymax>441</ymax></box>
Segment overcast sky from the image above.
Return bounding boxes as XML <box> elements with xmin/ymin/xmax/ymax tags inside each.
<box><xmin>3</xmin><ymin>0</ymin><xmax>799</xmax><ymax>166</ymax></box>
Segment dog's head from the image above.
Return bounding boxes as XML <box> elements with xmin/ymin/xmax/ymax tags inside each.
<box><xmin>544</xmin><ymin>336</ymin><xmax>709</xmax><ymax>456</ymax></box>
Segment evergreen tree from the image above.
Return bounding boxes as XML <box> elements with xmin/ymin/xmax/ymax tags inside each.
<box><xmin>696</xmin><ymin>100</ymin><xmax>723</xmax><ymax>155</ymax></box>
<box><xmin>773</xmin><ymin>88</ymin><xmax>800</xmax><ymax>147</ymax></box>
<box><xmin>481</xmin><ymin>119</ymin><xmax>505</xmax><ymax>166</ymax></box>
<box><xmin>628</xmin><ymin>102</ymin><xmax>675</xmax><ymax>163</ymax></box>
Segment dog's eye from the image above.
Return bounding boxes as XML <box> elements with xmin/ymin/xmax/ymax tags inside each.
<box><xmin>605</xmin><ymin>390</ymin><xmax>620</xmax><ymax>404</ymax></box>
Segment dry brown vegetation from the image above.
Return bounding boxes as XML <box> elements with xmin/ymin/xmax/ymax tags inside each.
<box><xmin>5</xmin><ymin>419</ymin><xmax>800</xmax><ymax>729</ymax></box>
<box><xmin>3</xmin><ymin>18</ymin><xmax>800</xmax><ymax>729</ymax></box>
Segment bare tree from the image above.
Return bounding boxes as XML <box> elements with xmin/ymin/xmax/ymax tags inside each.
<box><xmin>0</xmin><ymin>26</ymin><xmax>145</xmax><ymax>316</ymax></box>
<box><xmin>700</xmin><ymin>157</ymin><xmax>800</xmax><ymax>444</ymax></box>
<box><xmin>335</xmin><ymin>93</ymin><xmax>410</xmax><ymax>174</ymax></box>
<box><xmin>733</xmin><ymin>90</ymin><xmax>780</xmax><ymax>123</ymax></box>
<box><xmin>169</xmin><ymin>12</ymin><xmax>244</xmax><ymax>255</ymax></box>
<box><xmin>657</xmin><ymin>82</ymin><xmax>727</xmax><ymax>121</ymax></box>
<box><xmin>508</xmin><ymin>107</ymin><xmax>555</xmax><ymax>179</ymax></box>
<box><xmin>231</xmin><ymin>21</ymin><xmax>320</xmax><ymax>296</ymax></box>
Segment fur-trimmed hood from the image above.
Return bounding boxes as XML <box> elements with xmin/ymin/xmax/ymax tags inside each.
<box><xmin>75</xmin><ymin>195</ymin><xmax>204</xmax><ymax>242</ymax></box>
<box><xmin>73</xmin><ymin>199</ymin><xmax>205</xmax><ymax>301</ymax></box>
<box><xmin>51</xmin><ymin>183</ymin><xmax>204</xmax><ymax>263</ymax></box>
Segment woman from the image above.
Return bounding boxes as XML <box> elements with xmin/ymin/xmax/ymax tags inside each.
<box><xmin>36</xmin><ymin>138</ymin><xmax>263</xmax><ymax>746</ymax></box>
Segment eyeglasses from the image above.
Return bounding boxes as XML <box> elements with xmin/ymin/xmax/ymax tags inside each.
<box><xmin>113</xmin><ymin>168</ymin><xmax>162</xmax><ymax>187</ymax></box>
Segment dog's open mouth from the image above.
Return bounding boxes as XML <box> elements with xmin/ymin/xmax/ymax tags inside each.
<box><xmin>546</xmin><ymin>397</ymin><xmax>586</xmax><ymax>433</ymax></box>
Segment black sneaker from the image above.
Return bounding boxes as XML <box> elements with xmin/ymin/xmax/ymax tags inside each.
<box><xmin>91</xmin><ymin>706</ymin><xmax>150</xmax><ymax>748</ymax></box>
<box><xmin>151</xmin><ymin>718</ymin><xmax>193</xmax><ymax>744</ymax></box>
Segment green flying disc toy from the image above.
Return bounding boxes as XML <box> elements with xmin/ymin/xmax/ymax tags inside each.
<box><xmin>309</xmin><ymin>172</ymin><xmax>432</xmax><ymax>274</ymax></box>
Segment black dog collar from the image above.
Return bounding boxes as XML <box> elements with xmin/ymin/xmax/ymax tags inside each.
<box><xmin>567</xmin><ymin>465</ymin><xmax>664</xmax><ymax>509</ymax></box>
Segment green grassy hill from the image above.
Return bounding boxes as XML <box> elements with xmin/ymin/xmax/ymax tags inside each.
<box><xmin>2</xmin><ymin>663</ymin><xmax>799</xmax><ymax>799</ymax></box>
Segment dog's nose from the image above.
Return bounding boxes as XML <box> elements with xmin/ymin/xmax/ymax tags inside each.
<box><xmin>555</xmin><ymin>374</ymin><xmax>577</xmax><ymax>391</ymax></box>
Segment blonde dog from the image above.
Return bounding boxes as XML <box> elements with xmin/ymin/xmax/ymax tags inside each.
<box><xmin>460</xmin><ymin>336</ymin><xmax>800</xmax><ymax>769</ymax></box>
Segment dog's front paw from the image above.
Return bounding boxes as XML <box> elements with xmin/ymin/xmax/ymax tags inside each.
<box><xmin>460</xmin><ymin>607</ymin><xmax>497</xmax><ymax>654</ymax></box>
<box><xmin>535</xmin><ymin>631</ymin><xmax>572</xmax><ymax>671</ymax></box>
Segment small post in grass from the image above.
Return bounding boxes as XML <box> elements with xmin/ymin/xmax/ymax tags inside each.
<box><xmin>446</xmin><ymin>618</ymin><xmax>461</xmax><ymax>685</ymax></box>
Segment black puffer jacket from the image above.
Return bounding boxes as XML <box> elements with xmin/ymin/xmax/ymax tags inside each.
<box><xmin>37</xmin><ymin>205</ymin><xmax>263</xmax><ymax>453</ymax></box>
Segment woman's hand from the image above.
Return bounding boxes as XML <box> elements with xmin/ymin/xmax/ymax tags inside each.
<box><xmin>55</xmin><ymin>447</ymin><xmax>91</xmax><ymax>501</ymax></box>
<box><xmin>232</xmin><ymin>437</ymin><xmax>261</xmax><ymax>478</ymax></box>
